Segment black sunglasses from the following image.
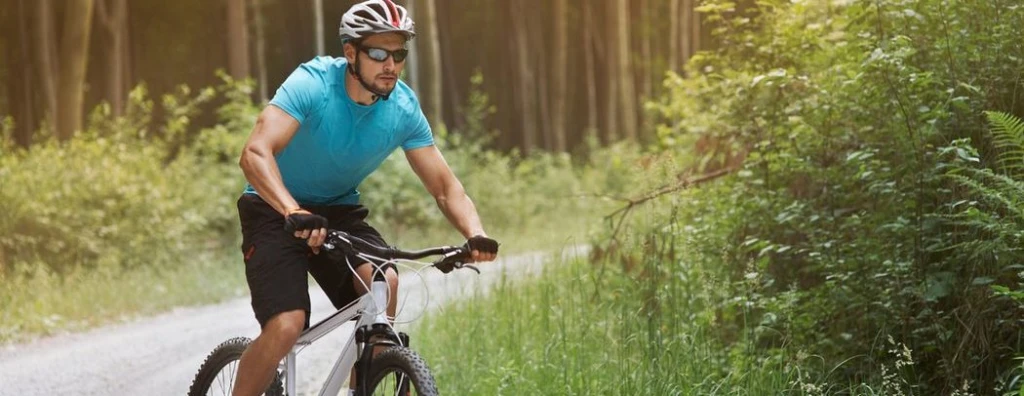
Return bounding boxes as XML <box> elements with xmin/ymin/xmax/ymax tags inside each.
<box><xmin>357</xmin><ymin>45</ymin><xmax>409</xmax><ymax>63</ymax></box>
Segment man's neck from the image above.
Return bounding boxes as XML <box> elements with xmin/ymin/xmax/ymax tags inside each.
<box><xmin>345</xmin><ymin>71</ymin><xmax>378</xmax><ymax>105</ymax></box>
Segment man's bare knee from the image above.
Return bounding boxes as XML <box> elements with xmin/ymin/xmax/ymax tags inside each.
<box><xmin>262</xmin><ymin>310</ymin><xmax>305</xmax><ymax>345</ymax></box>
<box><xmin>385</xmin><ymin>268</ymin><xmax>398</xmax><ymax>289</ymax></box>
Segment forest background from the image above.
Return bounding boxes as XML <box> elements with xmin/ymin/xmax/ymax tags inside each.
<box><xmin>3</xmin><ymin>0</ymin><xmax>1024</xmax><ymax>394</ymax></box>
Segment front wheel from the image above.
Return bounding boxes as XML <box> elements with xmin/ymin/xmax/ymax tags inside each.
<box><xmin>364</xmin><ymin>346</ymin><xmax>439</xmax><ymax>396</ymax></box>
<box><xmin>188</xmin><ymin>337</ymin><xmax>284</xmax><ymax>396</ymax></box>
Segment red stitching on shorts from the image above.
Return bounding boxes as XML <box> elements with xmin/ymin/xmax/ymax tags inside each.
<box><xmin>244</xmin><ymin>245</ymin><xmax>256</xmax><ymax>261</ymax></box>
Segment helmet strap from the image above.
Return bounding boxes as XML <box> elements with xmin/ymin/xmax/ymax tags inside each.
<box><xmin>348</xmin><ymin>56</ymin><xmax>391</xmax><ymax>102</ymax></box>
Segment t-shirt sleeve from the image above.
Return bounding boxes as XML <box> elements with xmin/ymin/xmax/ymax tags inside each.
<box><xmin>268</xmin><ymin>64</ymin><xmax>324</xmax><ymax>124</ymax></box>
<box><xmin>401</xmin><ymin>106</ymin><xmax>435</xmax><ymax>151</ymax></box>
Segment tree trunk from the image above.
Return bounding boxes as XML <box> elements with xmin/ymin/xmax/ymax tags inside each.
<box><xmin>313</xmin><ymin>0</ymin><xmax>324</xmax><ymax>55</ymax></box>
<box><xmin>10</xmin><ymin>0</ymin><xmax>35</xmax><ymax>146</ymax></box>
<box><xmin>551</xmin><ymin>0</ymin><xmax>568</xmax><ymax>152</ymax></box>
<box><xmin>681</xmin><ymin>0</ymin><xmax>693</xmax><ymax>70</ymax></box>
<box><xmin>690</xmin><ymin>0</ymin><xmax>701</xmax><ymax>58</ymax></box>
<box><xmin>640</xmin><ymin>0</ymin><xmax>653</xmax><ymax>101</ymax></box>
<box><xmin>669</xmin><ymin>0</ymin><xmax>680</xmax><ymax>73</ymax></box>
<box><xmin>582</xmin><ymin>2</ymin><xmax>598</xmax><ymax>140</ymax></box>
<box><xmin>415</xmin><ymin>0</ymin><xmax>444</xmax><ymax>132</ymax></box>
<box><xmin>511</xmin><ymin>0</ymin><xmax>536</xmax><ymax>153</ymax></box>
<box><xmin>640</xmin><ymin>0</ymin><xmax>653</xmax><ymax>142</ymax></box>
<box><xmin>56</xmin><ymin>0</ymin><xmax>95</xmax><ymax>141</ymax></box>
<box><xmin>405</xmin><ymin>0</ymin><xmax>419</xmax><ymax>93</ymax></box>
<box><xmin>436</xmin><ymin>2</ymin><xmax>461</xmax><ymax>131</ymax></box>
<box><xmin>33</xmin><ymin>0</ymin><xmax>58</xmax><ymax>131</ymax></box>
<box><xmin>226</xmin><ymin>0</ymin><xmax>250</xmax><ymax>79</ymax></box>
<box><xmin>529</xmin><ymin>1</ymin><xmax>552</xmax><ymax>150</ymax></box>
<box><xmin>121</xmin><ymin>2</ymin><xmax>132</xmax><ymax>97</ymax></box>
<box><xmin>616</xmin><ymin>0</ymin><xmax>638</xmax><ymax>142</ymax></box>
<box><xmin>96</xmin><ymin>0</ymin><xmax>127</xmax><ymax>116</ymax></box>
<box><xmin>255</xmin><ymin>0</ymin><xmax>269</xmax><ymax>102</ymax></box>
<box><xmin>604</xmin><ymin>0</ymin><xmax>619</xmax><ymax>143</ymax></box>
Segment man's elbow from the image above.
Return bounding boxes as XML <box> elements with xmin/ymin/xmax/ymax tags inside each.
<box><xmin>433</xmin><ymin>183</ymin><xmax>467</xmax><ymax>204</ymax></box>
<box><xmin>434</xmin><ymin>193</ymin><xmax>449</xmax><ymax>208</ymax></box>
<box><xmin>238</xmin><ymin>144</ymin><xmax>266</xmax><ymax>174</ymax></box>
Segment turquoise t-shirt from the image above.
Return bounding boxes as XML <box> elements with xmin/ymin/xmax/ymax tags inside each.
<box><xmin>243</xmin><ymin>56</ymin><xmax>434</xmax><ymax>205</ymax></box>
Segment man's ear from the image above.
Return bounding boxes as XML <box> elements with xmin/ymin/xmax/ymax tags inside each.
<box><xmin>343</xmin><ymin>42</ymin><xmax>357</xmax><ymax>63</ymax></box>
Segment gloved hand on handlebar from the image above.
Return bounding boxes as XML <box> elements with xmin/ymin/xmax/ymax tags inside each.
<box><xmin>465</xmin><ymin>235</ymin><xmax>499</xmax><ymax>263</ymax></box>
<box><xmin>284</xmin><ymin>209</ymin><xmax>328</xmax><ymax>253</ymax></box>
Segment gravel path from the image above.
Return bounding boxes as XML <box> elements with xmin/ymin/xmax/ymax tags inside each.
<box><xmin>0</xmin><ymin>247</ymin><xmax>582</xmax><ymax>396</ymax></box>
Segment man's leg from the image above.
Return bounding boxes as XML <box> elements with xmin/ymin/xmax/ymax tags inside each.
<box><xmin>235</xmin><ymin>194</ymin><xmax>314</xmax><ymax>394</ymax></box>
<box><xmin>232</xmin><ymin>310</ymin><xmax>306</xmax><ymax>396</ymax></box>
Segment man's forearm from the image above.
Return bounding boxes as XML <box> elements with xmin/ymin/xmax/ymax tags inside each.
<box><xmin>436</xmin><ymin>187</ymin><xmax>486</xmax><ymax>238</ymax></box>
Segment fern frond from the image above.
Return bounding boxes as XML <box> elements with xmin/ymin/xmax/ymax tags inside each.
<box><xmin>969</xmin><ymin>168</ymin><xmax>1024</xmax><ymax>197</ymax></box>
<box><xmin>948</xmin><ymin>171</ymin><xmax>1024</xmax><ymax>221</ymax></box>
<box><xmin>985</xmin><ymin>111</ymin><xmax>1024</xmax><ymax>175</ymax></box>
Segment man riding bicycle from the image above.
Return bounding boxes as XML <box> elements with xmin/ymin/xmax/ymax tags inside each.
<box><xmin>232</xmin><ymin>1</ymin><xmax>499</xmax><ymax>395</ymax></box>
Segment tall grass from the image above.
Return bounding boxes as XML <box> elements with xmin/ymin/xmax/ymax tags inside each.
<box><xmin>413</xmin><ymin>203</ymin><xmax>800</xmax><ymax>395</ymax></box>
<box><xmin>414</xmin><ymin>261</ymin><xmax>801</xmax><ymax>395</ymax></box>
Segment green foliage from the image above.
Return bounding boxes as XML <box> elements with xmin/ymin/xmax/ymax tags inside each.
<box><xmin>944</xmin><ymin>114</ymin><xmax>1024</xmax><ymax>386</ymax></box>
<box><xmin>0</xmin><ymin>78</ymin><xmax>257</xmax><ymax>340</ymax></box>
<box><xmin>641</xmin><ymin>0</ymin><xmax>1024</xmax><ymax>392</ymax></box>
<box><xmin>985</xmin><ymin>111</ymin><xmax>1024</xmax><ymax>177</ymax></box>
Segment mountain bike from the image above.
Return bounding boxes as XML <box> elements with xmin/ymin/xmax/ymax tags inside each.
<box><xmin>187</xmin><ymin>229</ymin><xmax>479</xmax><ymax>396</ymax></box>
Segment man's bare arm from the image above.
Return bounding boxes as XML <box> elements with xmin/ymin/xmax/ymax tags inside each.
<box><xmin>405</xmin><ymin>145</ymin><xmax>495</xmax><ymax>262</ymax></box>
<box><xmin>239</xmin><ymin>105</ymin><xmax>327</xmax><ymax>250</ymax></box>
<box><xmin>239</xmin><ymin>105</ymin><xmax>304</xmax><ymax>215</ymax></box>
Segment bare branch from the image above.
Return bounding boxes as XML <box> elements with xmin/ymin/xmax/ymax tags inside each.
<box><xmin>604</xmin><ymin>165</ymin><xmax>741</xmax><ymax>241</ymax></box>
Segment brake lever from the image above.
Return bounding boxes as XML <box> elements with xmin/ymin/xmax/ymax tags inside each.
<box><xmin>434</xmin><ymin>248</ymin><xmax>481</xmax><ymax>274</ymax></box>
<box><xmin>457</xmin><ymin>262</ymin><xmax>481</xmax><ymax>274</ymax></box>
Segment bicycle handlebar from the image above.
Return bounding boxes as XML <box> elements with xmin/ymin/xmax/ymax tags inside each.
<box><xmin>321</xmin><ymin>229</ymin><xmax>480</xmax><ymax>274</ymax></box>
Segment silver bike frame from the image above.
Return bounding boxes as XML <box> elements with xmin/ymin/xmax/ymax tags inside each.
<box><xmin>280</xmin><ymin>277</ymin><xmax>394</xmax><ymax>396</ymax></box>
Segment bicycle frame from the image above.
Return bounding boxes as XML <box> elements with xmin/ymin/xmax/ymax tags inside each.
<box><xmin>280</xmin><ymin>275</ymin><xmax>393</xmax><ymax>396</ymax></box>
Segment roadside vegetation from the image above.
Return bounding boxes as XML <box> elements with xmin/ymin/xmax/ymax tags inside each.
<box><xmin>416</xmin><ymin>0</ymin><xmax>1024</xmax><ymax>394</ymax></box>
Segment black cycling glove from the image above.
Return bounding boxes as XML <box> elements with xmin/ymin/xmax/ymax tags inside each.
<box><xmin>284</xmin><ymin>210</ymin><xmax>328</xmax><ymax>234</ymax></box>
<box><xmin>465</xmin><ymin>235</ymin><xmax>499</xmax><ymax>255</ymax></box>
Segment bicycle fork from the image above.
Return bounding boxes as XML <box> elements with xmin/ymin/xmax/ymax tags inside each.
<box><xmin>356</xmin><ymin>276</ymin><xmax>401</xmax><ymax>395</ymax></box>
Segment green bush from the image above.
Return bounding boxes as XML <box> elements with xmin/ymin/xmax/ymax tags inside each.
<box><xmin>0</xmin><ymin>81</ymin><xmax>252</xmax><ymax>276</ymax></box>
<box><xmin>0</xmin><ymin>78</ymin><xmax>255</xmax><ymax>340</ymax></box>
<box><xmin>641</xmin><ymin>0</ymin><xmax>1024</xmax><ymax>392</ymax></box>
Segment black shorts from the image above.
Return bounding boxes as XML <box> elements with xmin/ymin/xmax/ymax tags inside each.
<box><xmin>237</xmin><ymin>193</ymin><xmax>394</xmax><ymax>329</ymax></box>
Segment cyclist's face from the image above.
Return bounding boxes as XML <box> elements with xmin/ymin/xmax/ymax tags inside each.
<box><xmin>346</xmin><ymin>32</ymin><xmax>407</xmax><ymax>95</ymax></box>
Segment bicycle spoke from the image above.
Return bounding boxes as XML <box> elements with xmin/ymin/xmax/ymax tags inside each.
<box><xmin>369</xmin><ymin>369</ymin><xmax>417</xmax><ymax>396</ymax></box>
<box><xmin>209</xmin><ymin>360</ymin><xmax>237</xmax><ymax>396</ymax></box>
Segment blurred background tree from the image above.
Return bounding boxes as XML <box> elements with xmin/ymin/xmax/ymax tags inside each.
<box><xmin>0</xmin><ymin>0</ymin><xmax>708</xmax><ymax>152</ymax></box>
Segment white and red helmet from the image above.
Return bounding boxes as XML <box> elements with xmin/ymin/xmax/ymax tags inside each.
<box><xmin>339</xmin><ymin>0</ymin><xmax>416</xmax><ymax>43</ymax></box>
